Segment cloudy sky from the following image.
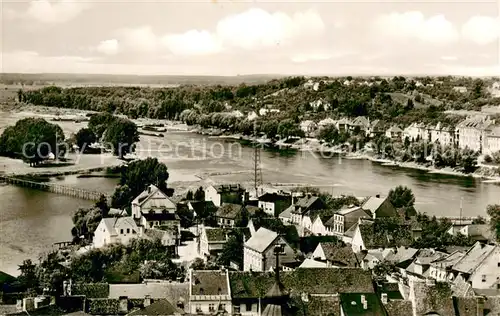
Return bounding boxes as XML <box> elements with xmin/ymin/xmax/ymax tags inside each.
<box><xmin>2</xmin><ymin>0</ymin><xmax>500</xmax><ymax>76</ymax></box>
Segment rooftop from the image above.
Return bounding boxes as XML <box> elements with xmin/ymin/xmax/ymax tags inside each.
<box><xmin>318</xmin><ymin>243</ymin><xmax>362</xmax><ymax>267</ymax></box>
<box><xmin>216</xmin><ymin>203</ymin><xmax>243</xmax><ymax>219</ymax></box>
<box><xmin>259</xmin><ymin>192</ymin><xmax>292</xmax><ymax>202</ymax></box>
<box><xmin>127</xmin><ymin>299</ymin><xmax>184</xmax><ymax>316</ymax></box>
<box><xmin>339</xmin><ymin>293</ymin><xmax>386</xmax><ymax>316</ymax></box>
<box><xmin>212</xmin><ymin>184</ymin><xmax>245</xmax><ymax>193</ymax></box>
<box><xmin>452</xmin><ymin>242</ymin><xmax>497</xmax><ymax>274</ymax></box>
<box><xmin>244</xmin><ymin>227</ymin><xmax>279</xmax><ymax>253</ymax></box>
<box><xmin>190</xmin><ymin>270</ymin><xmax>229</xmax><ymax>296</ymax></box>
<box><xmin>141</xmin><ymin>212</ymin><xmax>179</xmax><ymax>221</ymax></box>
<box><xmin>101</xmin><ymin>217</ymin><xmax>138</xmax><ymax>236</ymax></box>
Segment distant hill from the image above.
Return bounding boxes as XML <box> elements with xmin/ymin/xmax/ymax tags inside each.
<box><xmin>0</xmin><ymin>73</ymin><xmax>284</xmax><ymax>86</ymax></box>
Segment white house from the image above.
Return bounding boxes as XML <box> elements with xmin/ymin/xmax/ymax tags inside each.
<box><xmin>93</xmin><ymin>217</ymin><xmax>141</xmax><ymax>248</ymax></box>
<box><xmin>131</xmin><ymin>185</ymin><xmax>176</xmax><ymax>220</ymax></box>
<box><xmin>318</xmin><ymin>118</ymin><xmax>336</xmax><ymax>130</ymax></box>
<box><xmin>299</xmin><ymin>120</ymin><xmax>318</xmax><ymax>137</ymax></box>
<box><xmin>451</xmin><ymin>242</ymin><xmax>500</xmax><ymax>293</ymax></box>
<box><xmin>243</xmin><ymin>227</ymin><xmax>295</xmax><ymax>272</ymax></box>
<box><xmin>485</xmin><ymin>126</ymin><xmax>500</xmax><ymax>155</ymax></box>
<box><xmin>205</xmin><ymin>184</ymin><xmax>247</xmax><ymax>207</ymax></box>
<box><xmin>247</xmin><ymin>111</ymin><xmax>258</xmax><ymax>121</ymax></box>
<box><xmin>453</xmin><ymin>86</ymin><xmax>468</xmax><ymax>93</ymax></box>
<box><xmin>456</xmin><ymin>116</ymin><xmax>495</xmax><ymax>153</ymax></box>
<box><xmin>385</xmin><ymin>126</ymin><xmax>403</xmax><ymax>140</ymax></box>
<box><xmin>189</xmin><ymin>270</ymin><xmax>232</xmax><ymax>315</ymax></box>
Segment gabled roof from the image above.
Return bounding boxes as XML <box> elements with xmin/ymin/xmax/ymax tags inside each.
<box><xmin>108</xmin><ymin>208</ymin><xmax>128</xmax><ymax>216</ymax></box>
<box><xmin>229</xmin><ymin>268</ymin><xmax>374</xmax><ymax>299</ymax></box>
<box><xmin>216</xmin><ymin>203</ymin><xmax>243</xmax><ymax>219</ymax></box>
<box><xmin>101</xmin><ymin>217</ymin><xmax>138</xmax><ymax>236</ymax></box>
<box><xmin>387</xmin><ymin>126</ymin><xmax>403</xmax><ymax>133</ymax></box>
<box><xmin>452</xmin><ymin>242</ymin><xmax>497</xmax><ymax>274</ymax></box>
<box><xmin>279</xmin><ymin>205</ymin><xmax>294</xmax><ymax>219</ymax></box>
<box><xmin>299</xmin><ymin>258</ymin><xmax>327</xmax><ymax>268</ymax></box>
<box><xmin>127</xmin><ymin>299</ymin><xmax>183</xmax><ymax>315</ymax></box>
<box><xmin>430</xmin><ymin>250</ymin><xmax>465</xmax><ymax>269</ymax></box>
<box><xmin>205</xmin><ymin>227</ymin><xmax>229</xmax><ymax>242</ymax></box>
<box><xmin>318</xmin><ymin>243</ymin><xmax>361</xmax><ymax>267</ymax></box>
<box><xmin>190</xmin><ymin>270</ymin><xmax>230</xmax><ymax>297</ymax></box>
<box><xmin>132</xmin><ymin>184</ymin><xmax>172</xmax><ymax>208</ymax></box>
<box><xmin>144</xmin><ymin>229</ymin><xmax>175</xmax><ymax>241</ymax></box>
<box><xmin>361</xmin><ymin>196</ymin><xmax>390</xmax><ymax>215</ymax></box>
<box><xmin>244</xmin><ymin>227</ymin><xmax>279</xmax><ymax>253</ymax></box>
<box><xmin>384</xmin><ymin>246</ymin><xmax>419</xmax><ymax>264</ymax></box>
<box><xmin>337</xmin><ymin>206</ymin><xmax>364</xmax><ymax>215</ymax></box>
<box><xmin>188</xmin><ymin>201</ymin><xmax>217</xmax><ymax>217</ymax></box>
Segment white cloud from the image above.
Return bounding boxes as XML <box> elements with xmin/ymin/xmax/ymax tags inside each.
<box><xmin>161</xmin><ymin>30</ymin><xmax>221</xmax><ymax>56</ymax></box>
<box><xmin>25</xmin><ymin>0</ymin><xmax>90</xmax><ymax>24</ymax></box>
<box><xmin>96</xmin><ymin>39</ymin><xmax>119</xmax><ymax>55</ymax></box>
<box><xmin>374</xmin><ymin>11</ymin><xmax>459</xmax><ymax>44</ymax></box>
<box><xmin>97</xmin><ymin>8</ymin><xmax>326</xmax><ymax>57</ymax></box>
<box><xmin>117</xmin><ymin>26</ymin><xmax>159</xmax><ymax>53</ymax></box>
<box><xmin>216</xmin><ymin>8</ymin><xmax>324</xmax><ymax>50</ymax></box>
<box><xmin>462</xmin><ymin>16</ymin><xmax>500</xmax><ymax>45</ymax></box>
<box><xmin>291</xmin><ymin>53</ymin><xmax>333</xmax><ymax>63</ymax></box>
<box><xmin>2</xmin><ymin>50</ymin><xmax>94</xmax><ymax>73</ymax></box>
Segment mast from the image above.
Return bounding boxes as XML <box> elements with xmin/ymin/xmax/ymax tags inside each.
<box><xmin>459</xmin><ymin>197</ymin><xmax>464</xmax><ymax>225</ymax></box>
<box><xmin>252</xmin><ymin>122</ymin><xmax>263</xmax><ymax>196</ymax></box>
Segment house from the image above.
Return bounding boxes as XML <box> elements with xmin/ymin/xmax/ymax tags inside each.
<box><xmin>311</xmin><ymin>242</ymin><xmax>362</xmax><ymax>268</ymax></box>
<box><xmin>243</xmin><ymin>227</ymin><xmax>296</xmax><ymax>272</ymax></box>
<box><xmin>216</xmin><ymin>203</ymin><xmax>246</xmax><ymax>227</ymax></box>
<box><xmin>453</xmin><ymin>86</ymin><xmax>468</xmax><ymax>93</ymax></box>
<box><xmin>187</xmin><ymin>201</ymin><xmax>217</xmax><ymax>220</ymax></box>
<box><xmin>485</xmin><ymin>125</ymin><xmax>500</xmax><ymax>155</ymax></box>
<box><xmin>428</xmin><ymin>250</ymin><xmax>465</xmax><ymax>282</ymax></box>
<box><xmin>229</xmin><ymin>268</ymin><xmax>375</xmax><ymax>315</ymax></box>
<box><xmin>139</xmin><ymin>212</ymin><xmax>180</xmax><ymax>232</ymax></box>
<box><xmin>336</xmin><ymin>118</ymin><xmax>351</xmax><ymax>132</ymax></box>
<box><xmin>447</xmin><ymin>224</ymin><xmax>493</xmax><ymax>242</ymax></box>
<box><xmin>144</xmin><ymin>227</ymin><xmax>178</xmax><ymax>247</ymax></box>
<box><xmin>326</xmin><ymin>206</ymin><xmax>371</xmax><ymax>237</ymax></box>
<box><xmin>403</xmin><ymin>122</ymin><xmax>428</xmax><ymax>142</ymax></box>
<box><xmin>451</xmin><ymin>242</ymin><xmax>500</xmax><ymax>293</ymax></box>
<box><xmin>188</xmin><ymin>269</ymin><xmax>232</xmax><ymax>315</ymax></box>
<box><xmin>405</xmin><ymin>249</ymin><xmax>448</xmax><ymax>281</ymax></box>
<box><xmin>428</xmin><ymin>122</ymin><xmax>456</xmax><ymax>147</ymax></box>
<box><xmin>199</xmin><ymin>226</ymin><xmax>250</xmax><ymax>259</ymax></box>
<box><xmin>385</xmin><ymin>126</ymin><xmax>403</xmax><ymax>140</ymax></box>
<box><xmin>351</xmin><ymin>219</ymin><xmax>413</xmax><ymax>253</ymax></box>
<box><xmin>204</xmin><ymin>184</ymin><xmax>247</xmax><ymax>207</ymax></box>
<box><xmin>93</xmin><ymin>217</ymin><xmax>141</xmax><ymax>248</ymax></box>
<box><xmin>350</xmin><ymin>116</ymin><xmax>370</xmax><ymax>134</ymax></box>
<box><xmin>299</xmin><ymin>120</ymin><xmax>318</xmax><ymax>136</ymax></box>
<box><xmin>289</xmin><ymin>195</ymin><xmax>326</xmax><ymax>225</ymax></box>
<box><xmin>318</xmin><ymin>118</ymin><xmax>336</xmax><ymax>129</ymax></box>
<box><xmin>360</xmin><ymin>195</ymin><xmax>398</xmax><ymax>219</ymax></box>
<box><xmin>131</xmin><ymin>185</ymin><xmax>177</xmax><ymax>220</ymax></box>
<box><xmin>310</xmin><ymin>99</ymin><xmax>330</xmax><ymax>112</ymax></box>
<box><xmin>310</xmin><ymin>212</ymin><xmax>336</xmax><ymax>236</ymax></box>
<box><xmin>258</xmin><ymin>192</ymin><xmax>292</xmax><ymax>217</ymax></box>
<box><xmin>247</xmin><ymin>111</ymin><xmax>258</xmax><ymax>121</ymax></box>
<box><xmin>456</xmin><ymin>115</ymin><xmax>495</xmax><ymax>153</ymax></box>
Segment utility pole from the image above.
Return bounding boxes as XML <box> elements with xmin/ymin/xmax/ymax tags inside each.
<box><xmin>459</xmin><ymin>197</ymin><xmax>464</xmax><ymax>225</ymax></box>
<box><xmin>252</xmin><ymin>122</ymin><xmax>263</xmax><ymax>197</ymax></box>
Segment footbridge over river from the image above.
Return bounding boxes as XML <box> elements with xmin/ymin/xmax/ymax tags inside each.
<box><xmin>0</xmin><ymin>174</ymin><xmax>110</xmax><ymax>201</ymax></box>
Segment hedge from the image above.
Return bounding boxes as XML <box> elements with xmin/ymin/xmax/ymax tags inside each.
<box><xmin>87</xmin><ymin>298</ymin><xmax>120</xmax><ymax>315</ymax></box>
<box><xmin>71</xmin><ymin>283</ymin><xmax>109</xmax><ymax>298</ymax></box>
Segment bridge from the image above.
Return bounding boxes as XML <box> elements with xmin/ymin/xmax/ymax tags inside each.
<box><xmin>0</xmin><ymin>174</ymin><xmax>110</xmax><ymax>201</ymax></box>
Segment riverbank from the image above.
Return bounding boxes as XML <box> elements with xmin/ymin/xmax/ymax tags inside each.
<box><xmin>192</xmin><ymin>126</ymin><xmax>500</xmax><ymax>182</ymax></box>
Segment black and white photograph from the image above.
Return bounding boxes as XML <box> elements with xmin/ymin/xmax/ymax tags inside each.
<box><xmin>0</xmin><ymin>0</ymin><xmax>499</xmax><ymax>315</ymax></box>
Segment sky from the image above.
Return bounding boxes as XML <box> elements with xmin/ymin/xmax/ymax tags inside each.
<box><xmin>1</xmin><ymin>0</ymin><xmax>500</xmax><ymax>76</ymax></box>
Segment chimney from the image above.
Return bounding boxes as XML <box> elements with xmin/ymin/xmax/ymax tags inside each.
<box><xmin>376</xmin><ymin>194</ymin><xmax>380</xmax><ymax>198</ymax></box>
<box><xmin>381</xmin><ymin>293</ymin><xmax>388</xmax><ymax>305</ymax></box>
<box><xmin>476</xmin><ymin>297</ymin><xmax>485</xmax><ymax>316</ymax></box>
<box><xmin>144</xmin><ymin>295</ymin><xmax>151</xmax><ymax>307</ymax></box>
<box><xmin>361</xmin><ymin>295</ymin><xmax>368</xmax><ymax>310</ymax></box>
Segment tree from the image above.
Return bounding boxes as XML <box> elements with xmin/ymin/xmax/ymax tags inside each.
<box><xmin>88</xmin><ymin>113</ymin><xmax>116</xmax><ymax>139</ymax></box>
<box><xmin>71</xmin><ymin>207</ymin><xmax>103</xmax><ymax>241</ymax></box>
<box><xmin>18</xmin><ymin>259</ymin><xmax>38</xmax><ymax>291</ymax></box>
<box><xmin>103</xmin><ymin>118</ymin><xmax>139</xmax><ymax>158</ymax></box>
<box><xmin>388</xmin><ymin>186</ymin><xmax>415</xmax><ymax>208</ymax></box>
<box><xmin>318</xmin><ymin>125</ymin><xmax>339</xmax><ymax>144</ymax></box>
<box><xmin>217</xmin><ymin>235</ymin><xmax>244</xmax><ymax>267</ymax></box>
<box><xmin>119</xmin><ymin>158</ymin><xmax>170</xmax><ymax>200</ymax></box>
<box><xmin>234</xmin><ymin>207</ymin><xmax>249</xmax><ymax>227</ymax></box>
<box><xmin>111</xmin><ymin>185</ymin><xmax>132</xmax><ymax>209</ymax></box>
<box><xmin>0</xmin><ymin>118</ymin><xmax>64</xmax><ymax>165</ymax></box>
<box><xmin>194</xmin><ymin>187</ymin><xmax>205</xmax><ymax>201</ymax></box>
<box><xmin>458</xmin><ymin>148</ymin><xmax>478</xmax><ymax>174</ymax></box>
<box><xmin>486</xmin><ymin>204</ymin><xmax>500</xmax><ymax>242</ymax></box>
<box><xmin>190</xmin><ymin>258</ymin><xmax>207</xmax><ymax>270</ymax></box>
<box><xmin>185</xmin><ymin>190</ymin><xmax>194</xmax><ymax>201</ymax></box>
<box><xmin>75</xmin><ymin>128</ymin><xmax>97</xmax><ymax>152</ymax></box>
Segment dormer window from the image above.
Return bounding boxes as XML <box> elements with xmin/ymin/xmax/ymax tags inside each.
<box><xmin>199</xmin><ymin>288</ymin><xmax>204</xmax><ymax>295</ymax></box>
<box><xmin>218</xmin><ymin>287</ymin><xmax>222</xmax><ymax>295</ymax></box>
<box><xmin>120</xmin><ymin>229</ymin><xmax>124</xmax><ymax>234</ymax></box>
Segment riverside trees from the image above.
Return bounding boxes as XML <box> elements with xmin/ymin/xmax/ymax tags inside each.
<box><xmin>0</xmin><ymin>118</ymin><xmax>64</xmax><ymax>165</ymax></box>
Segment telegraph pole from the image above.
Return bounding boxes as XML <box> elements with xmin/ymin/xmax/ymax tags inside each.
<box><xmin>252</xmin><ymin>122</ymin><xmax>263</xmax><ymax>197</ymax></box>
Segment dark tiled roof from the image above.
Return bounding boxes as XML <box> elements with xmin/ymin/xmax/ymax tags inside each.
<box><xmin>412</xmin><ymin>282</ymin><xmax>455</xmax><ymax>316</ymax></box>
<box><xmin>383</xmin><ymin>300</ymin><xmax>413</xmax><ymax>316</ymax></box>
<box><xmin>205</xmin><ymin>228</ymin><xmax>229</xmax><ymax>242</ymax></box>
<box><xmin>191</xmin><ymin>270</ymin><xmax>229</xmax><ymax>296</ymax></box>
<box><xmin>320</xmin><ymin>243</ymin><xmax>361</xmax><ymax>267</ymax></box>
<box><xmin>216</xmin><ymin>203</ymin><xmax>243</xmax><ymax>219</ymax></box>
<box><xmin>292</xmin><ymin>295</ymin><xmax>341</xmax><ymax>316</ymax></box>
<box><xmin>229</xmin><ymin>268</ymin><xmax>374</xmax><ymax>299</ymax></box>
<box><xmin>141</xmin><ymin>212</ymin><xmax>179</xmax><ymax>221</ymax></box>
<box><xmin>339</xmin><ymin>293</ymin><xmax>386</xmax><ymax>316</ymax></box>
<box><xmin>375</xmin><ymin>282</ymin><xmax>403</xmax><ymax>300</ymax></box>
<box><xmin>259</xmin><ymin>192</ymin><xmax>292</xmax><ymax>202</ymax></box>
<box><xmin>358</xmin><ymin>220</ymin><xmax>413</xmax><ymax>249</ymax></box>
<box><xmin>127</xmin><ymin>299</ymin><xmax>183</xmax><ymax>315</ymax></box>
<box><xmin>189</xmin><ymin>201</ymin><xmax>217</xmax><ymax>217</ymax></box>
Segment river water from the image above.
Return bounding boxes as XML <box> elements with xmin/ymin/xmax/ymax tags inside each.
<box><xmin>1</xmin><ymin>112</ymin><xmax>500</xmax><ymax>276</ymax></box>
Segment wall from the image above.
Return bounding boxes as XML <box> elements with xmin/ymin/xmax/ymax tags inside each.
<box><xmin>243</xmin><ymin>247</ymin><xmax>264</xmax><ymax>272</ymax></box>
<box><xmin>262</xmin><ymin>239</ymin><xmax>295</xmax><ymax>271</ymax></box>
<box><xmin>259</xmin><ymin>201</ymin><xmax>275</xmax><ymax>216</ymax></box>
<box><xmin>190</xmin><ymin>299</ymin><xmax>232</xmax><ymax>315</ymax></box>
<box><xmin>93</xmin><ymin>221</ymin><xmax>113</xmax><ymax>248</ymax></box>
<box><xmin>205</xmin><ymin>186</ymin><xmax>221</xmax><ymax>207</ymax></box>
<box><xmin>470</xmin><ymin>247</ymin><xmax>500</xmax><ymax>290</ymax></box>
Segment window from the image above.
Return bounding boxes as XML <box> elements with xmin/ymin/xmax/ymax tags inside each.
<box><xmin>497</xmin><ymin>262</ymin><xmax>500</xmax><ymax>267</ymax></box>
<box><xmin>120</xmin><ymin>229</ymin><xmax>124</xmax><ymax>234</ymax></box>
<box><xmin>195</xmin><ymin>304</ymin><xmax>202</xmax><ymax>313</ymax></box>
<box><xmin>126</xmin><ymin>228</ymin><xmax>130</xmax><ymax>234</ymax></box>
<box><xmin>246</xmin><ymin>303</ymin><xmax>252</xmax><ymax>311</ymax></box>
<box><xmin>209</xmin><ymin>304</ymin><xmax>215</xmax><ymax>312</ymax></box>
<box><xmin>199</xmin><ymin>288</ymin><xmax>204</xmax><ymax>295</ymax></box>
<box><xmin>221</xmin><ymin>304</ymin><xmax>226</xmax><ymax>310</ymax></box>
<box><xmin>482</xmin><ymin>275</ymin><xmax>486</xmax><ymax>282</ymax></box>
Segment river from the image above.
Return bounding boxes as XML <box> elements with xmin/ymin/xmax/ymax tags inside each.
<box><xmin>1</xmin><ymin>113</ymin><xmax>500</xmax><ymax>276</ymax></box>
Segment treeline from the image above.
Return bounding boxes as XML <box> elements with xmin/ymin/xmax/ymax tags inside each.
<box><xmin>18</xmin><ymin>76</ymin><xmax>498</xmax><ymax>128</ymax></box>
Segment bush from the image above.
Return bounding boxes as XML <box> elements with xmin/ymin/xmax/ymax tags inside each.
<box><xmin>71</xmin><ymin>283</ymin><xmax>109</xmax><ymax>298</ymax></box>
<box><xmin>484</xmin><ymin>155</ymin><xmax>493</xmax><ymax>163</ymax></box>
<box><xmin>86</xmin><ymin>298</ymin><xmax>120</xmax><ymax>315</ymax></box>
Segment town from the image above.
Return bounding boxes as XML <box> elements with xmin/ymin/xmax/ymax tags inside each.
<box><xmin>0</xmin><ymin>154</ymin><xmax>499</xmax><ymax>316</ymax></box>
